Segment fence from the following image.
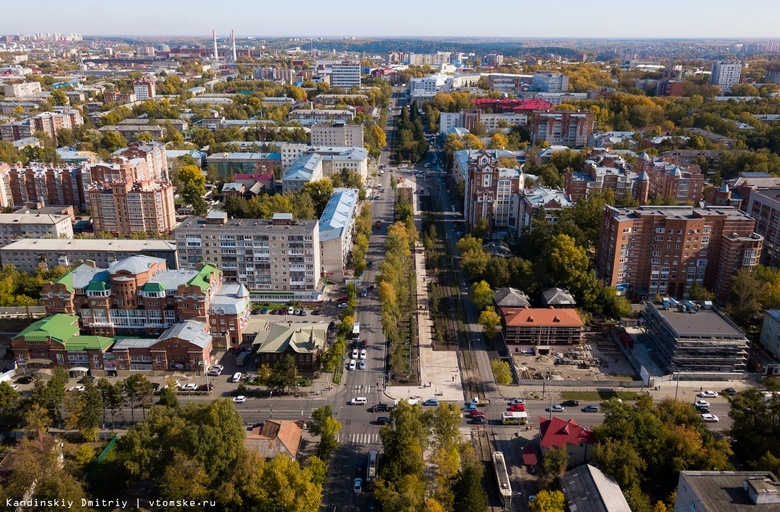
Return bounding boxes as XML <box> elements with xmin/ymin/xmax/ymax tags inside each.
<box><xmin>0</xmin><ymin>306</ymin><xmax>47</xmax><ymax>317</ymax></box>
<box><xmin>514</xmin><ymin>378</ymin><xmax>644</xmax><ymax>388</ymax></box>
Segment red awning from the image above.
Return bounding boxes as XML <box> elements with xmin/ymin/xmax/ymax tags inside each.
<box><xmin>522</xmin><ymin>443</ymin><xmax>538</xmax><ymax>466</ymax></box>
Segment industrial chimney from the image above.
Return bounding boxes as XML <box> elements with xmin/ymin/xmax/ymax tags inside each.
<box><xmin>212</xmin><ymin>29</ymin><xmax>218</xmax><ymax>63</ymax></box>
<box><xmin>231</xmin><ymin>29</ymin><xmax>237</xmax><ymax>61</ymax></box>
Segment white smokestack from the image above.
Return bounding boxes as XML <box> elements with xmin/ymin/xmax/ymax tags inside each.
<box><xmin>231</xmin><ymin>29</ymin><xmax>237</xmax><ymax>61</ymax></box>
<box><xmin>212</xmin><ymin>29</ymin><xmax>218</xmax><ymax>63</ymax></box>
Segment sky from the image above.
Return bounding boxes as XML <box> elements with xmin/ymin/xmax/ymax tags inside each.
<box><xmin>1</xmin><ymin>0</ymin><xmax>779</xmax><ymax>39</ymax></box>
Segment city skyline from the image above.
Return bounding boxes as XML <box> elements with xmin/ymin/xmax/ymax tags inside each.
<box><xmin>2</xmin><ymin>0</ymin><xmax>779</xmax><ymax>39</ymax></box>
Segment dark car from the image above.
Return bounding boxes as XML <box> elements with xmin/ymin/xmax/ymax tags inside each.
<box><xmin>561</xmin><ymin>400</ymin><xmax>579</xmax><ymax>407</ymax></box>
<box><xmin>472</xmin><ymin>415</ymin><xmax>487</xmax><ymax>424</ymax></box>
<box><xmin>373</xmin><ymin>403</ymin><xmax>389</xmax><ymax>412</ymax></box>
<box><xmin>151</xmin><ymin>382</ymin><xmax>161</xmax><ymax>392</ymax></box>
<box><xmin>697</xmin><ymin>407</ymin><xmax>710</xmax><ymax>414</ymax></box>
<box><xmin>582</xmin><ymin>405</ymin><xmax>600</xmax><ymax>413</ymax></box>
<box><xmin>16</xmin><ymin>375</ymin><xmax>34</xmax><ymax>384</ymax></box>
<box><xmin>361</xmin><ymin>339</ymin><xmax>368</xmax><ymax>348</ymax></box>
<box><xmin>356</xmin><ymin>461</ymin><xmax>365</xmax><ymax>476</ymax></box>
<box><xmin>328</xmin><ymin>321</ymin><xmax>336</xmax><ymax>331</ymax></box>
<box><xmin>78</xmin><ymin>375</ymin><xmax>95</xmax><ymax>384</ymax></box>
<box><xmin>377</xmin><ymin>417</ymin><xmax>394</xmax><ymax>425</ymax></box>
<box><xmin>366</xmin><ymin>498</ymin><xmax>377</xmax><ymax>512</ymax></box>
<box><xmin>260</xmin><ymin>307</ymin><xmax>269</xmax><ymax>314</ymax></box>
<box><xmin>722</xmin><ymin>387</ymin><xmax>738</xmax><ymax>396</ymax></box>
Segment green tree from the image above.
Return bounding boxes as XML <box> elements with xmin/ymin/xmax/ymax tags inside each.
<box><xmin>266</xmin><ymin>354</ymin><xmax>298</xmax><ymax>393</ymax></box>
<box><xmin>177</xmin><ymin>164</ymin><xmax>208</xmax><ymax>216</ymax></box>
<box><xmin>472</xmin><ymin>217</ymin><xmax>490</xmax><ymax>240</ymax></box>
<box><xmin>470</xmin><ymin>280</ymin><xmax>494</xmax><ymax>312</ymax></box>
<box><xmin>158</xmin><ymin>453</ymin><xmax>210</xmax><ymax>510</ymax></box>
<box><xmin>453</xmin><ymin>451</ymin><xmax>488</xmax><ymax>512</ymax></box>
<box><xmin>478</xmin><ymin>307</ymin><xmax>501</xmax><ymax>340</ymax></box>
<box><xmin>539</xmin><ymin>445</ymin><xmax>569</xmax><ymax>488</ymax></box>
<box><xmin>530</xmin><ymin>490</ymin><xmax>566</xmax><ymax>512</ymax></box>
<box><xmin>491</xmin><ymin>359</ymin><xmax>512</xmax><ymax>385</ymax></box>
<box><xmin>124</xmin><ymin>373</ymin><xmax>154</xmax><ymax>422</ymax></box>
<box><xmin>728</xmin><ymin>268</ymin><xmax>766</xmax><ymax>328</ymax></box>
<box><xmin>301</xmin><ymin>178</ymin><xmax>334</xmax><ymax>217</ymax></box>
<box><xmin>64</xmin><ymin>380</ymin><xmax>102</xmax><ymax>440</ymax></box>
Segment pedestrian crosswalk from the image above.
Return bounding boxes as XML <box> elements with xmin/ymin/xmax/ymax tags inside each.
<box><xmin>338</xmin><ymin>433</ymin><xmax>382</xmax><ymax>445</ymax></box>
<box><xmin>351</xmin><ymin>385</ymin><xmax>378</xmax><ymax>394</ymax></box>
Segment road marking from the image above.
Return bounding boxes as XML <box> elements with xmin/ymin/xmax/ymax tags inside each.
<box><xmin>337</xmin><ymin>433</ymin><xmax>381</xmax><ymax>445</ymax></box>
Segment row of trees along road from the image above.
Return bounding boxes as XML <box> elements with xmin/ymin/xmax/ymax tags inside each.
<box><xmin>375</xmin><ymin>400</ymin><xmax>488</xmax><ymax>512</ymax></box>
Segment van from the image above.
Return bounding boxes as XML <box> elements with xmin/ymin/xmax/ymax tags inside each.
<box><xmin>351</xmin><ymin>397</ymin><xmax>367</xmax><ymax>405</ymax></box>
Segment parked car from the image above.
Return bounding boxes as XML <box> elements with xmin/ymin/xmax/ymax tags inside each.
<box><xmin>359</xmin><ymin>349</ymin><xmax>367</xmax><ymax>360</ymax></box>
<box><xmin>561</xmin><ymin>400</ymin><xmax>579</xmax><ymax>407</ymax></box>
<box><xmin>67</xmin><ymin>385</ymin><xmax>85</xmax><ymax>392</ymax></box>
<box><xmin>232</xmin><ymin>372</ymin><xmax>242</xmax><ymax>383</ymax></box>
<box><xmin>508</xmin><ymin>403</ymin><xmax>526</xmax><ymax>412</ymax></box>
<box><xmin>722</xmin><ymin>387</ymin><xmax>738</xmax><ymax>396</ymax></box>
<box><xmin>368</xmin><ymin>285</ymin><xmax>376</xmax><ymax>291</ymax></box>
<box><xmin>464</xmin><ymin>403</ymin><xmax>478</xmax><ymax>412</ymax></box>
<box><xmin>356</xmin><ymin>461</ymin><xmax>365</xmax><ymax>476</ymax></box>
<box><xmin>182</xmin><ymin>383</ymin><xmax>198</xmax><ymax>391</ymax></box>
<box><xmin>233</xmin><ymin>396</ymin><xmax>246</xmax><ymax>403</ymax></box>
<box><xmin>358</xmin><ymin>361</ymin><xmax>366</xmax><ymax>370</ymax></box>
<box><xmin>352</xmin><ymin>349</ymin><xmax>359</xmax><ymax>359</ymax></box>
<box><xmin>698</xmin><ymin>390</ymin><xmax>719</xmax><ymax>398</ymax></box>
<box><xmin>546</xmin><ymin>404</ymin><xmax>565</xmax><ymax>412</ymax></box>
<box><xmin>472</xmin><ymin>415</ymin><xmax>487</xmax><ymax>424</ymax></box>
<box><xmin>16</xmin><ymin>375</ymin><xmax>34</xmax><ymax>384</ymax></box>
<box><xmin>423</xmin><ymin>398</ymin><xmax>439</xmax><ymax>406</ymax></box>
<box><xmin>260</xmin><ymin>307</ymin><xmax>269</xmax><ymax>314</ymax></box>
<box><xmin>582</xmin><ymin>405</ymin><xmax>600</xmax><ymax>413</ymax></box>
<box><xmin>348</xmin><ymin>360</ymin><xmax>357</xmax><ymax>371</ymax></box>
<box><xmin>694</xmin><ymin>400</ymin><xmax>710</xmax><ymax>408</ymax></box>
<box><xmin>360</xmin><ymin>339</ymin><xmax>368</xmax><ymax>348</ymax></box>
<box><xmin>701</xmin><ymin>413</ymin><xmax>719</xmax><ymax>422</ymax></box>
<box><xmin>376</xmin><ymin>417</ymin><xmax>394</xmax><ymax>425</ymax></box>
<box><xmin>508</xmin><ymin>398</ymin><xmax>526</xmax><ymax>406</ymax></box>
<box><xmin>354</xmin><ymin>478</ymin><xmax>363</xmax><ymax>495</ymax></box>
<box><xmin>338</xmin><ymin>303</ymin><xmax>349</xmax><ymax>308</ymax></box>
<box><xmin>197</xmin><ymin>383</ymin><xmax>214</xmax><ymax>391</ymax></box>
<box><xmin>469</xmin><ymin>410</ymin><xmax>485</xmax><ymax>418</ymax></box>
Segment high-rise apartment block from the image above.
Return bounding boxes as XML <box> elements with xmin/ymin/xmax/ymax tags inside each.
<box><xmin>597</xmin><ymin>206</ymin><xmax>762</xmax><ymax>300</ymax></box>
<box><xmin>329</xmin><ymin>62</ymin><xmax>361</xmax><ymax>89</ymax></box>
<box><xmin>531</xmin><ymin>110</ymin><xmax>594</xmax><ymax>148</ymax></box>
<box><xmin>0</xmin><ymin>109</ymin><xmax>83</xmax><ymax>143</ymax></box>
<box><xmin>87</xmin><ymin>178</ymin><xmax>176</xmax><ymax>237</ymax></box>
<box><xmin>132</xmin><ymin>77</ymin><xmax>156</xmax><ymax>100</ymax></box>
<box><xmin>533</xmin><ymin>71</ymin><xmax>569</xmax><ymax>92</ymax></box>
<box><xmin>710</xmin><ymin>62</ymin><xmax>742</xmax><ymax>92</ymax></box>
<box><xmin>311</xmin><ymin>122</ymin><xmax>364</xmax><ymax>147</ymax></box>
<box><xmin>3</xmin><ymin>81</ymin><xmax>42</xmax><ymax>97</ymax></box>
<box><xmin>6</xmin><ymin>163</ymin><xmax>90</xmax><ymax>211</ymax></box>
<box><xmin>174</xmin><ymin>212</ymin><xmax>321</xmax><ymax>302</ymax></box>
<box><xmin>464</xmin><ymin>150</ymin><xmax>525</xmax><ymax>239</ymax></box>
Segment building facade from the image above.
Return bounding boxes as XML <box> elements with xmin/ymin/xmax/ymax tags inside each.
<box><xmin>206</xmin><ymin>152</ymin><xmax>281</xmax><ymax>178</ymax></box>
<box><xmin>329</xmin><ymin>62</ymin><xmax>361</xmax><ymax>89</ymax></box>
<box><xmin>674</xmin><ymin>471</ymin><xmax>780</xmax><ymax>512</ymax></box>
<box><xmin>745</xmin><ymin>187</ymin><xmax>780</xmax><ymax>267</ymax></box>
<box><xmin>87</xmin><ymin>179</ymin><xmax>176</xmax><ymax>237</ymax></box>
<box><xmin>710</xmin><ymin>62</ymin><xmax>742</xmax><ymax>92</ymax></box>
<box><xmin>636</xmin><ymin>153</ymin><xmax>706</xmax><ymax>204</ymax></box>
<box><xmin>597</xmin><ymin>206</ymin><xmax>763</xmax><ymax>300</ymax></box>
<box><xmin>0</xmin><ymin>109</ymin><xmax>83</xmax><ymax>143</ymax></box>
<box><xmin>565</xmin><ymin>151</ymin><xmax>639</xmax><ymax>201</ymax></box>
<box><xmin>6</xmin><ymin>163</ymin><xmax>90</xmax><ymax>211</ymax></box>
<box><xmin>311</xmin><ymin>122</ymin><xmax>364</xmax><ymax>147</ymax></box>
<box><xmin>319</xmin><ymin>188</ymin><xmax>359</xmax><ymax>283</ymax></box>
<box><xmin>531</xmin><ymin>110</ymin><xmax>594</xmax><ymax>148</ymax></box>
<box><xmin>533</xmin><ymin>71</ymin><xmax>569</xmax><ymax>92</ymax></box>
<box><xmin>519</xmin><ymin>186</ymin><xmax>574</xmax><ymax>229</ymax></box>
<box><xmin>3</xmin><ymin>82</ymin><xmax>42</xmax><ymax>97</ymax></box>
<box><xmin>0</xmin><ymin>212</ymin><xmax>73</xmax><ymax>247</ymax></box>
<box><xmin>463</xmin><ymin>150</ymin><xmax>524</xmax><ymax>239</ymax></box>
<box><xmin>500</xmin><ymin>307</ymin><xmax>584</xmax><ymax>351</ymax></box>
<box><xmin>132</xmin><ymin>77</ymin><xmax>156</xmax><ymax>100</ymax></box>
<box><xmin>174</xmin><ymin>212</ymin><xmax>322</xmax><ymax>302</ymax></box>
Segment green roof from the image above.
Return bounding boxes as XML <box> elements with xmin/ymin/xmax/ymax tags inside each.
<box><xmin>86</xmin><ymin>281</ymin><xmax>109</xmax><ymax>291</ymax></box>
<box><xmin>188</xmin><ymin>264</ymin><xmax>219</xmax><ymax>293</ymax></box>
<box><xmin>143</xmin><ymin>282</ymin><xmax>166</xmax><ymax>292</ymax></box>
<box><xmin>16</xmin><ymin>314</ymin><xmax>80</xmax><ymax>344</ymax></box>
<box><xmin>55</xmin><ymin>271</ymin><xmax>75</xmax><ymax>292</ymax></box>
<box><xmin>65</xmin><ymin>335</ymin><xmax>115</xmax><ymax>352</ymax></box>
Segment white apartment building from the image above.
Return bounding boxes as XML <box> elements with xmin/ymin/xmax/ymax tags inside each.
<box><xmin>438</xmin><ymin>111</ymin><xmax>527</xmax><ymax>134</ymax></box>
<box><xmin>710</xmin><ymin>62</ymin><xmax>742</xmax><ymax>92</ymax></box>
<box><xmin>330</xmin><ymin>62</ymin><xmax>361</xmax><ymax>89</ymax></box>
<box><xmin>280</xmin><ymin>143</ymin><xmax>368</xmax><ymax>181</ymax></box>
<box><xmin>0</xmin><ymin>213</ymin><xmax>73</xmax><ymax>247</ymax></box>
<box><xmin>282</xmin><ymin>153</ymin><xmax>324</xmax><ymax>194</ymax></box>
<box><xmin>319</xmin><ymin>188</ymin><xmax>359</xmax><ymax>283</ymax></box>
<box><xmin>133</xmin><ymin>77</ymin><xmax>156</xmax><ymax>100</ymax></box>
<box><xmin>311</xmin><ymin>122</ymin><xmax>364</xmax><ymax>147</ymax></box>
<box><xmin>288</xmin><ymin>109</ymin><xmax>355</xmax><ymax>126</ymax></box>
<box><xmin>3</xmin><ymin>82</ymin><xmax>42</xmax><ymax>98</ymax></box>
<box><xmin>533</xmin><ymin>71</ymin><xmax>569</xmax><ymax>92</ymax></box>
<box><xmin>174</xmin><ymin>212</ymin><xmax>322</xmax><ymax>302</ymax></box>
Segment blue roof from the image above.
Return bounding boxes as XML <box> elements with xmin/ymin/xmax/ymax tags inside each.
<box><xmin>283</xmin><ymin>153</ymin><xmax>322</xmax><ymax>182</ymax></box>
<box><xmin>319</xmin><ymin>188</ymin><xmax>359</xmax><ymax>242</ymax></box>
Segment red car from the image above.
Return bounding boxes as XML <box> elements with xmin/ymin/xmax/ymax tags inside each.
<box><xmin>469</xmin><ymin>410</ymin><xmax>486</xmax><ymax>418</ymax></box>
<box><xmin>508</xmin><ymin>403</ymin><xmax>526</xmax><ymax>412</ymax></box>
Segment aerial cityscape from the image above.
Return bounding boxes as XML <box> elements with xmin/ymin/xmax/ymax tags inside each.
<box><xmin>1</xmin><ymin>4</ymin><xmax>780</xmax><ymax>512</ymax></box>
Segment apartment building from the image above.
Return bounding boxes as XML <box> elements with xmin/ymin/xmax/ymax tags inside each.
<box><xmin>464</xmin><ymin>150</ymin><xmax>525</xmax><ymax>239</ymax></box>
<box><xmin>132</xmin><ymin>77</ymin><xmax>156</xmax><ymax>100</ymax></box>
<box><xmin>635</xmin><ymin>153</ymin><xmax>705</xmax><ymax>204</ymax></box>
<box><xmin>103</xmin><ymin>91</ymin><xmax>136</xmax><ymax>103</ymax></box>
<box><xmin>206</xmin><ymin>152</ymin><xmax>281</xmax><ymax>178</ymax></box>
<box><xmin>438</xmin><ymin>110</ymin><xmax>527</xmax><ymax>135</ymax></box>
<box><xmin>3</xmin><ymin>81</ymin><xmax>42</xmax><ymax>97</ymax></box>
<box><xmin>519</xmin><ymin>186</ymin><xmax>574</xmax><ymax>229</ymax></box>
<box><xmin>710</xmin><ymin>62</ymin><xmax>742</xmax><ymax>92</ymax></box>
<box><xmin>452</xmin><ymin>149</ymin><xmax>521</xmax><ymax>184</ymax></box>
<box><xmin>6</xmin><ymin>163</ymin><xmax>90</xmax><ymax>211</ymax></box>
<box><xmin>282</xmin><ymin>153</ymin><xmax>323</xmax><ymax>193</ymax></box>
<box><xmin>500</xmin><ymin>307</ymin><xmax>584</xmax><ymax>350</ymax></box>
<box><xmin>280</xmin><ymin>143</ymin><xmax>368</xmax><ymax>181</ymax></box>
<box><xmin>674</xmin><ymin>471</ymin><xmax>780</xmax><ymax>512</ymax></box>
<box><xmin>533</xmin><ymin>71</ymin><xmax>569</xmax><ymax>92</ymax></box>
<box><xmin>0</xmin><ymin>109</ymin><xmax>83</xmax><ymax>143</ymax></box>
<box><xmin>597</xmin><ymin>206</ymin><xmax>763</xmax><ymax>300</ymax></box>
<box><xmin>112</xmin><ymin>141</ymin><xmax>168</xmax><ymax>181</ymax></box>
<box><xmin>565</xmin><ymin>151</ymin><xmax>639</xmax><ymax>201</ymax></box>
<box><xmin>642</xmin><ymin>302</ymin><xmax>749</xmax><ymax>374</ymax></box>
<box><xmin>311</xmin><ymin>122</ymin><xmax>364</xmax><ymax>147</ymax></box>
<box><xmin>174</xmin><ymin>212</ymin><xmax>321</xmax><ymax>302</ymax></box>
<box><xmin>287</xmin><ymin>109</ymin><xmax>354</xmax><ymax>126</ymax></box>
<box><xmin>531</xmin><ymin>110</ymin><xmax>594</xmax><ymax>148</ymax></box>
<box><xmin>319</xmin><ymin>188</ymin><xmax>359</xmax><ymax>283</ymax></box>
<box><xmin>0</xmin><ymin>238</ymin><xmax>178</xmax><ymax>272</ymax></box>
<box><xmin>0</xmin><ymin>212</ymin><xmax>73</xmax><ymax>247</ymax></box>
<box><xmin>98</xmin><ymin>124</ymin><xmax>165</xmax><ymax>141</ymax></box>
<box><xmin>87</xmin><ymin>179</ymin><xmax>176</xmax><ymax>237</ymax></box>
<box><xmin>744</xmin><ymin>187</ymin><xmax>780</xmax><ymax>267</ymax></box>
<box><xmin>329</xmin><ymin>62</ymin><xmax>361</xmax><ymax>89</ymax></box>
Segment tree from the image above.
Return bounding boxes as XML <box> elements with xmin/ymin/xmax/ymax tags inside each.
<box><xmin>491</xmin><ymin>359</ymin><xmax>512</xmax><ymax>385</ymax></box>
<box><xmin>479</xmin><ymin>307</ymin><xmax>501</xmax><ymax>340</ymax></box>
<box><xmin>101</xmin><ymin>130</ymin><xmax>128</xmax><ymax>152</ymax></box>
<box><xmin>456</xmin><ymin>234</ymin><xmax>483</xmax><ymax>254</ymax></box>
<box><xmin>539</xmin><ymin>445</ymin><xmax>569</xmax><ymax>488</ymax></box>
<box><xmin>530</xmin><ymin>490</ymin><xmax>566</xmax><ymax>512</ymax></box>
<box><xmin>24</xmin><ymin>403</ymin><xmax>52</xmax><ymax>444</ymax></box>
<box><xmin>491</xmin><ymin>133</ymin><xmax>509</xmax><ymax>149</ymax></box>
<box><xmin>546</xmin><ymin>233</ymin><xmax>590</xmax><ymax>286</ymax></box>
<box><xmin>124</xmin><ymin>373</ymin><xmax>154</xmax><ymax>422</ymax></box>
<box><xmin>302</xmin><ymin>178</ymin><xmax>334</xmax><ymax>217</ymax></box>
<box><xmin>64</xmin><ymin>380</ymin><xmax>102</xmax><ymax>441</ymax></box>
<box><xmin>461</xmin><ymin>247</ymin><xmax>490</xmax><ymax>280</ymax></box>
<box><xmin>177</xmin><ymin>164</ymin><xmax>208</xmax><ymax>216</ymax></box>
<box><xmin>470</xmin><ymin>280</ymin><xmax>493</xmax><ymax>312</ymax></box>
<box><xmin>158</xmin><ymin>453</ymin><xmax>210</xmax><ymax>510</ymax></box>
<box><xmin>472</xmin><ymin>217</ymin><xmax>490</xmax><ymax>240</ymax></box>
<box><xmin>266</xmin><ymin>354</ymin><xmax>298</xmax><ymax>393</ymax></box>
<box><xmin>453</xmin><ymin>451</ymin><xmax>488</xmax><ymax>512</ymax></box>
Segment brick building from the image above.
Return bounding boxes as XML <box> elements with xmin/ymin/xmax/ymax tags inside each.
<box><xmin>597</xmin><ymin>206</ymin><xmax>762</xmax><ymax>300</ymax></box>
<box><xmin>565</xmin><ymin>151</ymin><xmax>639</xmax><ymax>201</ymax></box>
<box><xmin>635</xmin><ymin>153</ymin><xmax>705</xmax><ymax>204</ymax></box>
<box><xmin>6</xmin><ymin>163</ymin><xmax>90</xmax><ymax>211</ymax></box>
<box><xmin>87</xmin><ymin>178</ymin><xmax>176</xmax><ymax>237</ymax></box>
<box><xmin>531</xmin><ymin>110</ymin><xmax>594</xmax><ymax>148</ymax></box>
<box><xmin>464</xmin><ymin>150</ymin><xmax>525</xmax><ymax>239</ymax></box>
<box><xmin>500</xmin><ymin>307</ymin><xmax>584</xmax><ymax>352</ymax></box>
<box><xmin>0</xmin><ymin>109</ymin><xmax>83</xmax><ymax>143</ymax></box>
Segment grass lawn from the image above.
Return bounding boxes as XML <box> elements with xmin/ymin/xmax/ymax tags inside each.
<box><xmin>560</xmin><ymin>390</ymin><xmax>643</xmax><ymax>401</ymax></box>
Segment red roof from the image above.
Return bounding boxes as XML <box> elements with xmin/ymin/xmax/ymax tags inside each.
<box><xmin>501</xmin><ymin>307</ymin><xmax>584</xmax><ymax>328</ymax></box>
<box><xmin>522</xmin><ymin>442</ymin><xmax>538</xmax><ymax>466</ymax></box>
<box><xmin>471</xmin><ymin>98</ymin><xmax>554</xmax><ymax>112</ymax></box>
<box><xmin>538</xmin><ymin>417</ymin><xmax>595</xmax><ymax>449</ymax></box>
<box><xmin>234</xmin><ymin>173</ymin><xmax>274</xmax><ymax>181</ymax></box>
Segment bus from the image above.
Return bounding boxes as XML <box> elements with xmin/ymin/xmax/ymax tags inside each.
<box><xmin>367</xmin><ymin>449</ymin><xmax>378</xmax><ymax>482</ymax></box>
<box><xmin>502</xmin><ymin>411</ymin><xmax>528</xmax><ymax>425</ymax></box>
<box><xmin>492</xmin><ymin>452</ymin><xmax>512</xmax><ymax>505</ymax></box>
<box><xmin>352</xmin><ymin>322</ymin><xmax>360</xmax><ymax>340</ymax></box>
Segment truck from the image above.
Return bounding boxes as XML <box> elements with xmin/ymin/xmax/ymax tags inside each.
<box><xmin>235</xmin><ymin>349</ymin><xmax>251</xmax><ymax>367</ymax></box>
<box><xmin>367</xmin><ymin>449</ymin><xmax>378</xmax><ymax>483</ymax></box>
<box><xmin>374</xmin><ymin>220</ymin><xmax>381</xmax><ymax>230</ymax></box>
<box><xmin>352</xmin><ymin>322</ymin><xmax>360</xmax><ymax>340</ymax></box>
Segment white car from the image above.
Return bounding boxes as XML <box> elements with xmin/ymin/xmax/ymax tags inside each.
<box><xmin>352</xmin><ymin>349</ymin><xmax>359</xmax><ymax>360</ymax></box>
<box><xmin>701</xmin><ymin>413</ymin><xmax>719</xmax><ymax>422</ymax></box>
<box><xmin>354</xmin><ymin>477</ymin><xmax>363</xmax><ymax>495</ymax></box>
<box><xmin>182</xmin><ymin>383</ymin><xmax>198</xmax><ymax>391</ymax></box>
<box><xmin>67</xmin><ymin>385</ymin><xmax>85</xmax><ymax>392</ymax></box>
<box><xmin>359</xmin><ymin>349</ymin><xmax>367</xmax><ymax>360</ymax></box>
<box><xmin>337</xmin><ymin>303</ymin><xmax>349</xmax><ymax>308</ymax></box>
<box><xmin>508</xmin><ymin>398</ymin><xmax>526</xmax><ymax>406</ymax></box>
<box><xmin>358</xmin><ymin>360</ymin><xmax>366</xmax><ymax>370</ymax></box>
<box><xmin>348</xmin><ymin>360</ymin><xmax>357</xmax><ymax>371</ymax></box>
<box><xmin>694</xmin><ymin>400</ymin><xmax>710</xmax><ymax>408</ymax></box>
<box><xmin>698</xmin><ymin>390</ymin><xmax>719</xmax><ymax>398</ymax></box>
<box><xmin>233</xmin><ymin>395</ymin><xmax>246</xmax><ymax>404</ymax></box>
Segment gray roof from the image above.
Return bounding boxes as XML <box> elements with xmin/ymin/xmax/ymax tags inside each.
<box><xmin>211</xmin><ymin>283</ymin><xmax>250</xmax><ymax>315</ymax></box>
<box><xmin>648</xmin><ymin>304</ymin><xmax>746</xmax><ymax>339</ymax></box>
<box><xmin>678</xmin><ymin>471</ymin><xmax>780</xmax><ymax>512</ymax></box>
<box><xmin>606</xmin><ymin>205</ymin><xmax>758</xmax><ymax>223</ymax></box>
<box><xmin>560</xmin><ymin>464</ymin><xmax>631</xmax><ymax>512</ymax></box>
<box><xmin>283</xmin><ymin>153</ymin><xmax>322</xmax><ymax>182</ymax></box>
<box><xmin>494</xmin><ymin>287</ymin><xmax>531</xmax><ymax>308</ymax></box>
<box><xmin>108</xmin><ymin>255</ymin><xmax>166</xmax><ymax>275</ymax></box>
<box><xmin>158</xmin><ymin>320</ymin><xmax>212</xmax><ymax>349</ymax></box>
<box><xmin>147</xmin><ymin>269</ymin><xmax>200</xmax><ymax>291</ymax></box>
<box><xmin>319</xmin><ymin>188</ymin><xmax>359</xmax><ymax>242</ymax></box>
<box><xmin>253</xmin><ymin>322</ymin><xmax>327</xmax><ymax>355</ymax></box>
<box><xmin>112</xmin><ymin>338</ymin><xmax>159</xmax><ymax>350</ymax></box>
<box><xmin>69</xmin><ymin>264</ymin><xmax>110</xmax><ymax>290</ymax></box>
<box><xmin>542</xmin><ymin>287</ymin><xmax>577</xmax><ymax>306</ymax></box>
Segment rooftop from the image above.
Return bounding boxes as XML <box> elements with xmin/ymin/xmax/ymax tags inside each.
<box><xmin>319</xmin><ymin>188</ymin><xmax>359</xmax><ymax>242</ymax></box>
<box><xmin>16</xmin><ymin>314</ymin><xmax>79</xmax><ymax>344</ymax></box>
<box><xmin>0</xmin><ymin>238</ymin><xmax>176</xmax><ymax>252</ymax></box>
<box><xmin>539</xmin><ymin>416</ymin><xmax>596</xmax><ymax>449</ymax></box>
<box><xmin>253</xmin><ymin>322</ymin><xmax>327</xmax><ymax>355</ymax></box>
<box><xmin>0</xmin><ymin>213</ymin><xmax>71</xmax><ymax>225</ymax></box>
<box><xmin>108</xmin><ymin>255</ymin><xmax>166</xmax><ymax>275</ymax></box>
<box><xmin>679</xmin><ymin>471</ymin><xmax>780</xmax><ymax>512</ymax></box>
<box><xmin>158</xmin><ymin>320</ymin><xmax>212</xmax><ymax>349</ymax></box>
<box><xmin>502</xmin><ymin>307</ymin><xmax>583</xmax><ymax>328</ymax></box>
<box><xmin>647</xmin><ymin>303</ymin><xmax>746</xmax><ymax>339</ymax></box>
<box><xmin>560</xmin><ymin>464</ymin><xmax>632</xmax><ymax>512</ymax></box>
<box><xmin>175</xmin><ymin>216</ymin><xmax>318</xmax><ymax>235</ymax></box>
<box><xmin>494</xmin><ymin>287</ymin><xmax>531</xmax><ymax>308</ymax></box>
<box><xmin>607</xmin><ymin>205</ymin><xmax>756</xmax><ymax>223</ymax></box>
